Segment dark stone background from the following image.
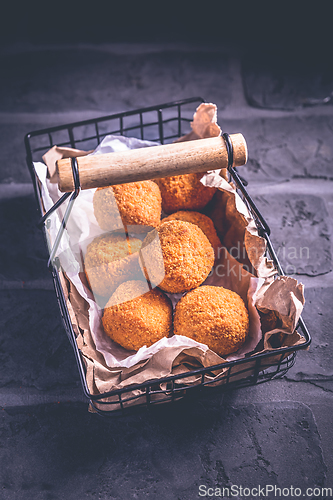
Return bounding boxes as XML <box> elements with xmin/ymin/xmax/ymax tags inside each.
<box><xmin>0</xmin><ymin>2</ymin><xmax>332</xmax><ymax>498</ymax></box>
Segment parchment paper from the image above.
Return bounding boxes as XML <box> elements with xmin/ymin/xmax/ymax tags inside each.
<box><xmin>35</xmin><ymin>102</ymin><xmax>306</xmax><ymax>400</ymax></box>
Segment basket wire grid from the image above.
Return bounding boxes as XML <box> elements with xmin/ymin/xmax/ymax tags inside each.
<box><xmin>25</xmin><ymin>97</ymin><xmax>311</xmax><ymax>416</ymax></box>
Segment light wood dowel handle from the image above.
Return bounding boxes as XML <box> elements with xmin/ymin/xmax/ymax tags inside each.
<box><xmin>56</xmin><ymin>133</ymin><xmax>247</xmax><ymax>192</ymax></box>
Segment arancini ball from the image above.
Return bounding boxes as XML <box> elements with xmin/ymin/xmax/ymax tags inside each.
<box><xmin>163</xmin><ymin>210</ymin><xmax>222</xmax><ymax>260</ymax></box>
<box><xmin>84</xmin><ymin>233</ymin><xmax>143</xmax><ymax>298</ymax></box>
<box><xmin>174</xmin><ymin>285</ymin><xmax>249</xmax><ymax>357</ymax></box>
<box><xmin>93</xmin><ymin>180</ymin><xmax>162</xmax><ymax>233</ymax></box>
<box><xmin>102</xmin><ymin>280</ymin><xmax>173</xmax><ymax>351</ymax></box>
<box><xmin>155</xmin><ymin>173</ymin><xmax>216</xmax><ymax>214</ymax></box>
<box><xmin>140</xmin><ymin>220</ymin><xmax>214</xmax><ymax>293</ymax></box>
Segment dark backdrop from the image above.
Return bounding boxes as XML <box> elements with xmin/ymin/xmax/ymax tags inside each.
<box><xmin>1</xmin><ymin>1</ymin><xmax>332</xmax><ymax>57</ymax></box>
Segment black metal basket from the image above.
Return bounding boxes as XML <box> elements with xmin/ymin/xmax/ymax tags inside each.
<box><xmin>25</xmin><ymin>97</ymin><xmax>311</xmax><ymax>416</ymax></box>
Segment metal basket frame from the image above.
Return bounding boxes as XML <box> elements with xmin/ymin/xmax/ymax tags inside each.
<box><xmin>25</xmin><ymin>97</ymin><xmax>311</xmax><ymax>416</ymax></box>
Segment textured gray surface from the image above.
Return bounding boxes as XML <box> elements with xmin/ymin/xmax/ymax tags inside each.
<box><xmin>287</xmin><ymin>286</ymin><xmax>333</xmax><ymax>380</ymax></box>
<box><xmin>0</xmin><ymin>289</ymin><xmax>80</xmax><ymax>390</ymax></box>
<box><xmin>0</xmin><ymin>38</ymin><xmax>332</xmax><ymax>498</ymax></box>
<box><xmin>0</xmin><ymin>401</ymin><xmax>327</xmax><ymax>500</ymax></box>
<box><xmin>0</xmin><ymin>193</ymin><xmax>50</xmax><ymax>282</ymax></box>
<box><xmin>250</xmin><ymin>192</ymin><xmax>332</xmax><ymax>276</ymax></box>
<box><xmin>242</xmin><ymin>48</ymin><xmax>333</xmax><ymax>110</ymax></box>
<box><xmin>0</xmin><ymin>47</ymin><xmax>232</xmax><ymax>114</ymax></box>
<box><xmin>224</xmin><ymin>114</ymin><xmax>333</xmax><ymax>183</ymax></box>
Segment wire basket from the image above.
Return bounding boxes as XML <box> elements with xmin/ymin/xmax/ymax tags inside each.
<box><xmin>25</xmin><ymin>97</ymin><xmax>311</xmax><ymax>416</ymax></box>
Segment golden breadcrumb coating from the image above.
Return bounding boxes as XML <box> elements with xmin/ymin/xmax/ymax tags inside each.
<box><xmin>84</xmin><ymin>233</ymin><xmax>143</xmax><ymax>298</ymax></box>
<box><xmin>163</xmin><ymin>210</ymin><xmax>222</xmax><ymax>260</ymax></box>
<box><xmin>141</xmin><ymin>220</ymin><xmax>214</xmax><ymax>293</ymax></box>
<box><xmin>102</xmin><ymin>280</ymin><xmax>173</xmax><ymax>351</ymax></box>
<box><xmin>155</xmin><ymin>173</ymin><xmax>216</xmax><ymax>214</ymax></box>
<box><xmin>93</xmin><ymin>180</ymin><xmax>162</xmax><ymax>233</ymax></box>
<box><xmin>174</xmin><ymin>285</ymin><xmax>249</xmax><ymax>357</ymax></box>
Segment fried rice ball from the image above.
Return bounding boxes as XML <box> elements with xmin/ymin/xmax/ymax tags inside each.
<box><xmin>93</xmin><ymin>180</ymin><xmax>162</xmax><ymax>233</ymax></box>
<box><xmin>163</xmin><ymin>211</ymin><xmax>222</xmax><ymax>260</ymax></box>
<box><xmin>174</xmin><ymin>285</ymin><xmax>249</xmax><ymax>357</ymax></box>
<box><xmin>155</xmin><ymin>173</ymin><xmax>217</xmax><ymax>214</ymax></box>
<box><xmin>141</xmin><ymin>220</ymin><xmax>214</xmax><ymax>293</ymax></box>
<box><xmin>84</xmin><ymin>233</ymin><xmax>143</xmax><ymax>298</ymax></box>
<box><xmin>102</xmin><ymin>280</ymin><xmax>173</xmax><ymax>351</ymax></box>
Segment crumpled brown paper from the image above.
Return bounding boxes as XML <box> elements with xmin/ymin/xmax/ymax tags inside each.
<box><xmin>38</xmin><ymin>102</ymin><xmax>307</xmax><ymax>409</ymax></box>
<box><xmin>202</xmin><ymin>171</ymin><xmax>276</xmax><ymax>279</ymax></box>
<box><xmin>43</xmin><ymin>146</ymin><xmax>93</xmax><ymax>181</ymax></box>
<box><xmin>255</xmin><ymin>275</ymin><xmax>305</xmax><ymax>350</ymax></box>
<box><xmin>175</xmin><ymin>102</ymin><xmax>221</xmax><ymax>141</ymax></box>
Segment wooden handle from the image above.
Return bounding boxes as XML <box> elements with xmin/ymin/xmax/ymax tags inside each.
<box><xmin>56</xmin><ymin>133</ymin><xmax>247</xmax><ymax>192</ymax></box>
